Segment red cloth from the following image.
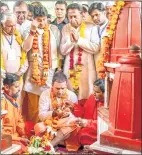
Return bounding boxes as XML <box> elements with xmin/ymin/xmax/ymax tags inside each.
<box><xmin>73</xmin><ymin>94</ymin><xmax>104</xmax><ymax>145</ymax></box>
<box><xmin>24</xmin><ymin>121</ymin><xmax>35</xmax><ymax>138</ymax></box>
<box><xmin>73</xmin><ymin>103</ymin><xmax>85</xmax><ymax>117</ymax></box>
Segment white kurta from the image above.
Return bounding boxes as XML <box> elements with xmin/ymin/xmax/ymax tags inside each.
<box><xmin>24</xmin><ymin>25</ymin><xmax>60</xmax><ymax>95</ymax></box>
<box><xmin>38</xmin><ymin>88</ymin><xmax>78</xmax><ymax>121</ymax></box>
<box><xmin>1</xmin><ymin>34</ymin><xmax>28</xmax><ymax>74</ymax></box>
<box><xmin>60</xmin><ymin>23</ymin><xmax>100</xmax><ymax>100</ymax></box>
<box><xmin>1</xmin><ymin>33</ymin><xmax>28</xmax><ymax>110</ymax></box>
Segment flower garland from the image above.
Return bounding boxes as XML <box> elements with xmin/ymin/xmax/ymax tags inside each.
<box><xmin>50</xmin><ymin>88</ymin><xmax>68</xmax><ymax>110</ymax></box>
<box><xmin>14</xmin><ymin>29</ymin><xmax>27</xmax><ymax>68</ymax></box>
<box><xmin>31</xmin><ymin>26</ymin><xmax>50</xmax><ymax>86</ymax></box>
<box><xmin>24</xmin><ymin>89</ymin><xmax>70</xmax><ymax>154</ymax></box>
<box><xmin>69</xmin><ymin>22</ymin><xmax>86</xmax><ymax>95</ymax></box>
<box><xmin>96</xmin><ymin>1</ymin><xmax>125</xmax><ymax>79</ymax></box>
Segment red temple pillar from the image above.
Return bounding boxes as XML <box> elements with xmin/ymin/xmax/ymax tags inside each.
<box><xmin>100</xmin><ymin>47</ymin><xmax>142</xmax><ymax>152</ymax></box>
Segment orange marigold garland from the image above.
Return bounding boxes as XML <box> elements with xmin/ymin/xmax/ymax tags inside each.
<box><xmin>96</xmin><ymin>1</ymin><xmax>125</xmax><ymax>79</ymax></box>
<box><xmin>50</xmin><ymin>88</ymin><xmax>68</xmax><ymax>110</ymax></box>
<box><xmin>31</xmin><ymin>26</ymin><xmax>50</xmax><ymax>86</ymax></box>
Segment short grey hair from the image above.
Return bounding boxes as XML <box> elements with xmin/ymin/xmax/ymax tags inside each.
<box><xmin>1</xmin><ymin>10</ymin><xmax>17</xmax><ymax>23</ymax></box>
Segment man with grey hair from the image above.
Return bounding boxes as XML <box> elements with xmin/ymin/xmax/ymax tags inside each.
<box><xmin>1</xmin><ymin>10</ymin><xmax>28</xmax><ymax>111</ymax></box>
<box><xmin>13</xmin><ymin>0</ymin><xmax>31</xmax><ymax>37</ymax></box>
<box><xmin>104</xmin><ymin>1</ymin><xmax>115</xmax><ymax>20</ymax></box>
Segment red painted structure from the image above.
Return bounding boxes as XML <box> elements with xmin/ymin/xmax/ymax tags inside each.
<box><xmin>100</xmin><ymin>1</ymin><xmax>141</xmax><ymax>152</ymax></box>
<box><xmin>110</xmin><ymin>2</ymin><xmax>141</xmax><ymax>62</ymax></box>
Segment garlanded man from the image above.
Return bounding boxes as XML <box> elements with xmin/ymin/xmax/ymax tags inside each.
<box><xmin>23</xmin><ymin>6</ymin><xmax>60</xmax><ymax>123</ymax></box>
<box><xmin>37</xmin><ymin>71</ymin><xmax>78</xmax><ymax>147</ymax></box>
<box><xmin>1</xmin><ymin>11</ymin><xmax>28</xmax><ymax>110</ymax></box>
<box><xmin>60</xmin><ymin>3</ymin><xmax>100</xmax><ymax>105</ymax></box>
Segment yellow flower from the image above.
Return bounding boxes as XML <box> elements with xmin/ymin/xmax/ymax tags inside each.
<box><xmin>75</xmin><ymin>71</ymin><xmax>81</xmax><ymax>79</ymax></box>
<box><xmin>69</xmin><ymin>70</ymin><xmax>75</xmax><ymax>76</ymax></box>
<box><xmin>76</xmin><ymin>64</ymin><xmax>82</xmax><ymax>72</ymax></box>
<box><xmin>116</xmin><ymin>1</ymin><xmax>125</xmax><ymax>7</ymax></box>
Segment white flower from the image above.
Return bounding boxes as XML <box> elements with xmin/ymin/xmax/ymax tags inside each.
<box><xmin>28</xmin><ymin>146</ymin><xmax>44</xmax><ymax>154</ymax></box>
<box><xmin>46</xmin><ymin>126</ymin><xmax>52</xmax><ymax>132</ymax></box>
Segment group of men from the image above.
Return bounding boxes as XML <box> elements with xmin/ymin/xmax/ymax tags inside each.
<box><xmin>1</xmin><ymin>0</ymin><xmax>114</xmax><ymax>152</ymax></box>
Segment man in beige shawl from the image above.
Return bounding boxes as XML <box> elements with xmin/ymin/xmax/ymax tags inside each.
<box><xmin>60</xmin><ymin>3</ymin><xmax>100</xmax><ymax>105</ymax></box>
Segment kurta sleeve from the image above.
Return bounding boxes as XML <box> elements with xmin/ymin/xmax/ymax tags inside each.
<box><xmin>39</xmin><ymin>90</ymin><xmax>53</xmax><ymax>122</ymax></box>
<box><xmin>18</xmin><ymin>58</ymin><xmax>29</xmax><ymax>74</ymax></box>
<box><xmin>60</xmin><ymin>25</ymin><xmax>75</xmax><ymax>56</ymax></box>
<box><xmin>77</xmin><ymin>26</ymin><xmax>100</xmax><ymax>54</ymax></box>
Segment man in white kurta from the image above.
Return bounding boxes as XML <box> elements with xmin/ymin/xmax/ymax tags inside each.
<box><xmin>1</xmin><ymin>11</ymin><xmax>28</xmax><ymax>111</ymax></box>
<box><xmin>60</xmin><ymin>3</ymin><xmax>100</xmax><ymax>102</ymax></box>
<box><xmin>38</xmin><ymin>71</ymin><xmax>78</xmax><ymax>147</ymax></box>
<box><xmin>23</xmin><ymin>6</ymin><xmax>60</xmax><ymax>123</ymax></box>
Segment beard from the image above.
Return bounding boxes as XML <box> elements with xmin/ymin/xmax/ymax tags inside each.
<box><xmin>12</xmin><ymin>93</ymin><xmax>19</xmax><ymax>99</ymax></box>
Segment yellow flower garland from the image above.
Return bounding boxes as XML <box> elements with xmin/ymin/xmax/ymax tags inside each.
<box><xmin>14</xmin><ymin>29</ymin><xmax>27</xmax><ymax>67</ymax></box>
<box><xmin>96</xmin><ymin>1</ymin><xmax>125</xmax><ymax>79</ymax></box>
<box><xmin>69</xmin><ymin>22</ymin><xmax>86</xmax><ymax>95</ymax></box>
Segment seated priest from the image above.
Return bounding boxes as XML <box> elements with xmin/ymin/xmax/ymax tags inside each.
<box><xmin>1</xmin><ymin>73</ymin><xmax>34</xmax><ymax>149</ymax></box>
<box><xmin>65</xmin><ymin>79</ymin><xmax>105</xmax><ymax>151</ymax></box>
<box><xmin>35</xmin><ymin>71</ymin><xmax>78</xmax><ymax>148</ymax></box>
